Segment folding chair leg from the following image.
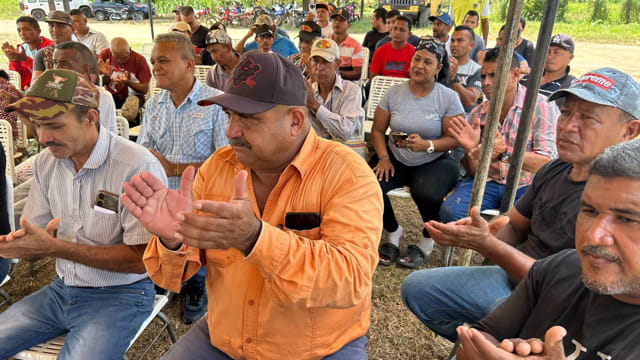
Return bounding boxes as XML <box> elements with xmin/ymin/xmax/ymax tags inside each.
<box><xmin>443</xmin><ymin>246</ymin><xmax>455</xmax><ymax>267</ymax></box>
<box><xmin>448</xmin><ymin>338</ymin><xmax>461</xmax><ymax>359</ymax></box>
<box><xmin>157</xmin><ymin>311</ymin><xmax>178</xmax><ymax>343</ymax></box>
<box><xmin>0</xmin><ymin>288</ymin><xmax>12</xmax><ymax>306</ymax></box>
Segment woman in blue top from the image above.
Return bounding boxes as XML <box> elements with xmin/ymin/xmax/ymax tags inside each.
<box><xmin>371</xmin><ymin>37</ymin><xmax>464</xmax><ymax>268</ymax></box>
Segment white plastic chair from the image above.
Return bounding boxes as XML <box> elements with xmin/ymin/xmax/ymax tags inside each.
<box><xmin>359</xmin><ymin>47</ymin><xmax>369</xmax><ymax>87</ymax></box>
<box><xmin>0</xmin><ymin>120</ymin><xmax>16</xmax><ymax>183</ymax></box>
<box><xmin>140</xmin><ymin>43</ymin><xmax>154</xmax><ymax>57</ymax></box>
<box><xmin>7</xmin><ymin>70</ymin><xmax>21</xmax><ymax>90</ymax></box>
<box><xmin>14</xmin><ymin>119</ymin><xmax>28</xmax><ymax>150</ymax></box>
<box><xmin>14</xmin><ymin>293</ymin><xmax>177</xmax><ymax>360</ymax></box>
<box><xmin>116</xmin><ymin>116</ymin><xmax>130</xmax><ymax>138</ymax></box>
<box><xmin>194</xmin><ymin>65</ymin><xmax>212</xmax><ymax>84</ymax></box>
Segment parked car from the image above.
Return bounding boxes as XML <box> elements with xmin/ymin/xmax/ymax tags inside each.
<box><xmin>19</xmin><ymin>0</ymin><xmax>92</xmax><ymax>21</ymax></box>
<box><xmin>92</xmin><ymin>0</ymin><xmax>155</xmax><ymax>21</ymax></box>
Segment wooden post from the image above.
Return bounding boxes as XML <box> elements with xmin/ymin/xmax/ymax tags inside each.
<box><xmin>499</xmin><ymin>0</ymin><xmax>560</xmax><ymax>213</ymax></box>
<box><xmin>457</xmin><ymin>0</ymin><xmax>525</xmax><ymax>267</ymax></box>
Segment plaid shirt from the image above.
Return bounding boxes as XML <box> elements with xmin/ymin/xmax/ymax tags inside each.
<box><xmin>137</xmin><ymin>79</ymin><xmax>229</xmax><ymax>190</ymax></box>
<box><xmin>468</xmin><ymin>84</ymin><xmax>558</xmax><ymax>187</ymax></box>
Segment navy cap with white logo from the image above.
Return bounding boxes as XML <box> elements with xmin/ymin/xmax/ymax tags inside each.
<box><xmin>550</xmin><ymin>34</ymin><xmax>575</xmax><ymax>54</ymax></box>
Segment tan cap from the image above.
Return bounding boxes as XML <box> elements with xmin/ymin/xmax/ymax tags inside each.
<box><xmin>254</xmin><ymin>14</ymin><xmax>274</xmax><ymax>26</ymax></box>
<box><xmin>310</xmin><ymin>39</ymin><xmax>340</xmax><ymax>62</ymax></box>
<box><xmin>171</xmin><ymin>21</ymin><xmax>192</xmax><ymax>33</ymax></box>
<box><xmin>46</xmin><ymin>11</ymin><xmax>72</xmax><ymax>26</ymax></box>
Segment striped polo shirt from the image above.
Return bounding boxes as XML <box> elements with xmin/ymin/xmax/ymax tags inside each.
<box><xmin>23</xmin><ymin>127</ymin><xmax>168</xmax><ymax>287</ymax></box>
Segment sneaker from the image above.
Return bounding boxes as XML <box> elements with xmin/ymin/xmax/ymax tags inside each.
<box><xmin>182</xmin><ymin>285</ymin><xmax>208</xmax><ymax>325</ymax></box>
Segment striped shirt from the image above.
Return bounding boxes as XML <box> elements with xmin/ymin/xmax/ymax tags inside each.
<box><xmin>137</xmin><ymin>79</ymin><xmax>229</xmax><ymax>190</ymax></box>
<box><xmin>23</xmin><ymin>127</ymin><xmax>168</xmax><ymax>287</ymax></box>
<box><xmin>468</xmin><ymin>84</ymin><xmax>559</xmax><ymax>186</ymax></box>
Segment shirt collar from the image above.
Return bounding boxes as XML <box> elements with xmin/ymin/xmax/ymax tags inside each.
<box><xmin>157</xmin><ymin>77</ymin><xmax>203</xmax><ymax>106</ymax></box>
<box><xmin>313</xmin><ymin>72</ymin><xmax>344</xmax><ymax>94</ymax></box>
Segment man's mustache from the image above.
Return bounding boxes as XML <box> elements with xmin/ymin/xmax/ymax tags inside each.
<box><xmin>229</xmin><ymin>138</ymin><xmax>251</xmax><ymax>149</ymax></box>
<box><xmin>44</xmin><ymin>141</ymin><xmax>64</xmax><ymax>147</ymax></box>
<box><xmin>581</xmin><ymin>245</ymin><xmax>621</xmax><ymax>264</ymax></box>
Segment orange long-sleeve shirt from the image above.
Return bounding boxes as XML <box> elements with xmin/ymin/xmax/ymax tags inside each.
<box><xmin>143</xmin><ymin>129</ymin><xmax>383</xmax><ymax>359</ymax></box>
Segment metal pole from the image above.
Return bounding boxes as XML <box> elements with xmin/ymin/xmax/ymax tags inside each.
<box><xmin>499</xmin><ymin>0</ymin><xmax>560</xmax><ymax>213</ymax></box>
<box><xmin>457</xmin><ymin>0</ymin><xmax>525</xmax><ymax>267</ymax></box>
<box><xmin>360</xmin><ymin>0</ymin><xmax>364</xmax><ymax>20</ymax></box>
<box><xmin>147</xmin><ymin>0</ymin><xmax>155</xmax><ymax>40</ymax></box>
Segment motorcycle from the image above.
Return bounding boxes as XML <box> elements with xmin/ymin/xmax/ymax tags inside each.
<box><xmin>107</xmin><ymin>5</ymin><xmax>143</xmax><ymax>23</ymax></box>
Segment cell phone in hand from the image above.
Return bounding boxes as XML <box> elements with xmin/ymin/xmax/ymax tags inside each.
<box><xmin>391</xmin><ymin>132</ymin><xmax>408</xmax><ymax>144</ymax></box>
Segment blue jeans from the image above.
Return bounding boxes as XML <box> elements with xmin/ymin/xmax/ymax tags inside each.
<box><xmin>401</xmin><ymin>266</ymin><xmax>513</xmax><ymax>342</ymax></box>
<box><xmin>439</xmin><ymin>178</ymin><xmax>529</xmax><ymax>223</ymax></box>
<box><xmin>0</xmin><ymin>276</ymin><xmax>154</xmax><ymax>360</ymax></box>
<box><xmin>161</xmin><ymin>317</ymin><xmax>368</xmax><ymax>359</ymax></box>
<box><xmin>185</xmin><ymin>267</ymin><xmax>206</xmax><ymax>288</ymax></box>
<box><xmin>0</xmin><ymin>257</ymin><xmax>8</xmax><ymax>281</ymax></box>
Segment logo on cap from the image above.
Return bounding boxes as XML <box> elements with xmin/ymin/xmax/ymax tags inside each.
<box><xmin>316</xmin><ymin>39</ymin><xmax>332</xmax><ymax>49</ymax></box>
<box><xmin>233</xmin><ymin>57</ymin><xmax>262</xmax><ymax>88</ymax></box>
<box><xmin>551</xmin><ymin>34</ymin><xmax>561</xmax><ymax>43</ymax></box>
<box><xmin>301</xmin><ymin>25</ymin><xmax>312</xmax><ymax>32</ymax></box>
<box><xmin>576</xmin><ymin>73</ymin><xmax>615</xmax><ymax>91</ymax></box>
<box><xmin>46</xmin><ymin>74</ymin><xmax>68</xmax><ymax>90</ymax></box>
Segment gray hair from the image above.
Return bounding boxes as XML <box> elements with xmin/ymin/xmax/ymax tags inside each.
<box><xmin>153</xmin><ymin>32</ymin><xmax>195</xmax><ymax>61</ymax></box>
<box><xmin>589</xmin><ymin>140</ymin><xmax>640</xmax><ymax>180</ymax></box>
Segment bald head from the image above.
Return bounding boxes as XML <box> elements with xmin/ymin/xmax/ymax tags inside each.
<box><xmin>110</xmin><ymin>37</ymin><xmax>130</xmax><ymax>62</ymax></box>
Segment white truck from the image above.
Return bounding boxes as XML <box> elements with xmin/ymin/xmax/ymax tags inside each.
<box><xmin>19</xmin><ymin>0</ymin><xmax>93</xmax><ymax>21</ymax></box>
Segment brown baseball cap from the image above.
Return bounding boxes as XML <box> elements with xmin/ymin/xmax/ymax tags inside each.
<box><xmin>198</xmin><ymin>52</ymin><xmax>306</xmax><ymax>114</ymax></box>
<box><xmin>46</xmin><ymin>11</ymin><xmax>72</xmax><ymax>26</ymax></box>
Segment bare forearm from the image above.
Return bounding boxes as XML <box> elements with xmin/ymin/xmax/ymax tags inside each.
<box><xmin>235</xmin><ymin>34</ymin><xmax>252</xmax><ymax>54</ymax></box>
<box><xmin>522</xmin><ymin>152</ymin><xmax>551</xmax><ymax>173</ymax></box>
<box><xmin>126</xmin><ymin>80</ymin><xmax>149</xmax><ymax>95</ymax></box>
<box><xmin>51</xmin><ymin>239</ymin><xmax>147</xmax><ymax>274</ymax></box>
<box><xmin>432</xmin><ymin>136</ymin><xmax>459</xmax><ymax>152</ymax></box>
<box><xmin>482</xmin><ymin>237</ymin><xmax>535</xmax><ymax>282</ymax></box>
<box><xmin>371</xmin><ymin>129</ymin><xmax>388</xmax><ymax>157</ymax></box>
<box><xmin>452</xmin><ymin>83</ymin><xmax>480</xmax><ymax>108</ymax></box>
<box><xmin>166</xmin><ymin>161</ymin><xmax>205</xmax><ymax>177</ymax></box>
<box><xmin>339</xmin><ymin>68</ymin><xmax>361</xmax><ymax>81</ymax></box>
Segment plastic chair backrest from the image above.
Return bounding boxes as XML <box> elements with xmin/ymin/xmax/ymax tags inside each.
<box><xmin>115</xmin><ymin>116</ymin><xmax>129</xmax><ymax>138</ymax></box>
<box><xmin>366</xmin><ymin>76</ymin><xmax>409</xmax><ymax>121</ymax></box>
<box><xmin>194</xmin><ymin>65</ymin><xmax>212</xmax><ymax>84</ymax></box>
<box><xmin>7</xmin><ymin>70</ymin><xmax>21</xmax><ymax>90</ymax></box>
<box><xmin>359</xmin><ymin>47</ymin><xmax>369</xmax><ymax>86</ymax></box>
<box><xmin>0</xmin><ymin>120</ymin><xmax>16</xmax><ymax>183</ymax></box>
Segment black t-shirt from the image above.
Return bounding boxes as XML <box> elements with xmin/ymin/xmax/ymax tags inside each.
<box><xmin>199</xmin><ymin>49</ymin><xmax>216</xmax><ymax>66</ymax></box>
<box><xmin>476</xmin><ymin>250</ymin><xmax>640</xmax><ymax>359</ymax></box>
<box><xmin>515</xmin><ymin>38</ymin><xmax>535</xmax><ymax>64</ymax></box>
<box><xmin>515</xmin><ymin>159</ymin><xmax>585</xmax><ymax>259</ymax></box>
<box><xmin>362</xmin><ymin>28</ymin><xmax>388</xmax><ymax>63</ymax></box>
<box><xmin>191</xmin><ymin>25</ymin><xmax>210</xmax><ymax>49</ymax></box>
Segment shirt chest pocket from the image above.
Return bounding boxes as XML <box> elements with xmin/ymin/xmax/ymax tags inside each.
<box><xmin>284</xmin><ymin>226</ymin><xmax>321</xmax><ymax>240</ymax></box>
<box><xmin>190</xmin><ymin>124</ymin><xmax>213</xmax><ymax>159</ymax></box>
<box><xmin>205</xmin><ymin>248</ymin><xmax>238</xmax><ymax>268</ymax></box>
<box><xmin>83</xmin><ymin>210</ymin><xmax>122</xmax><ymax>243</ymax></box>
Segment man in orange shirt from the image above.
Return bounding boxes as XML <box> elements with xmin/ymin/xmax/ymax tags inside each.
<box><xmin>122</xmin><ymin>52</ymin><xmax>383</xmax><ymax>359</ymax></box>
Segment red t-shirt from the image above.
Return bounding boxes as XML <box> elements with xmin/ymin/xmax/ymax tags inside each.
<box><xmin>98</xmin><ymin>48</ymin><xmax>151</xmax><ymax>101</ymax></box>
<box><xmin>370</xmin><ymin>42</ymin><xmax>414</xmax><ymax>78</ymax></box>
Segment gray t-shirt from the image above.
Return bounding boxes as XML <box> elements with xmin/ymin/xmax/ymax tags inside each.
<box><xmin>515</xmin><ymin>159</ymin><xmax>585</xmax><ymax>259</ymax></box>
<box><xmin>455</xmin><ymin>60</ymin><xmax>482</xmax><ymax>114</ymax></box>
<box><xmin>379</xmin><ymin>82</ymin><xmax>464</xmax><ymax>166</ymax></box>
<box><xmin>470</xmin><ymin>33</ymin><xmax>485</xmax><ymax>62</ymax></box>
<box><xmin>476</xmin><ymin>250</ymin><xmax>640</xmax><ymax>359</ymax></box>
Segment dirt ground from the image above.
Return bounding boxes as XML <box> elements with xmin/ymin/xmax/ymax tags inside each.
<box><xmin>1</xmin><ymin>18</ymin><xmax>639</xmax><ymax>360</ymax></box>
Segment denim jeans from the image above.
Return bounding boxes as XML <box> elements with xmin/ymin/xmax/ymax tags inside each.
<box><xmin>401</xmin><ymin>266</ymin><xmax>513</xmax><ymax>342</ymax></box>
<box><xmin>0</xmin><ymin>257</ymin><xmax>8</xmax><ymax>282</ymax></box>
<box><xmin>0</xmin><ymin>276</ymin><xmax>154</xmax><ymax>360</ymax></box>
<box><xmin>161</xmin><ymin>317</ymin><xmax>369</xmax><ymax>360</ymax></box>
<box><xmin>439</xmin><ymin>178</ymin><xmax>529</xmax><ymax>223</ymax></box>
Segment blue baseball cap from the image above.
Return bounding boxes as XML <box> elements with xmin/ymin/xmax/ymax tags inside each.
<box><xmin>429</xmin><ymin>12</ymin><xmax>452</xmax><ymax>26</ymax></box>
<box><xmin>548</xmin><ymin>67</ymin><xmax>640</xmax><ymax>120</ymax></box>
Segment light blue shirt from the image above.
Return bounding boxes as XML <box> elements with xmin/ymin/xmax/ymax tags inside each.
<box><xmin>243</xmin><ymin>35</ymin><xmax>299</xmax><ymax>58</ymax></box>
<box><xmin>137</xmin><ymin>78</ymin><xmax>229</xmax><ymax>190</ymax></box>
<box><xmin>24</xmin><ymin>127</ymin><xmax>168</xmax><ymax>287</ymax></box>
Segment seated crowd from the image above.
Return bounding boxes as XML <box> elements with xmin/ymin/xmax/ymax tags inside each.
<box><xmin>0</xmin><ymin>5</ymin><xmax>639</xmax><ymax>360</ymax></box>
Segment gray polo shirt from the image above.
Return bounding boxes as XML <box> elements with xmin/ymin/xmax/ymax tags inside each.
<box><xmin>24</xmin><ymin>127</ymin><xmax>167</xmax><ymax>287</ymax></box>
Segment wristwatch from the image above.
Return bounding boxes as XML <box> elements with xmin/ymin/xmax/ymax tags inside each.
<box><xmin>427</xmin><ymin>140</ymin><xmax>435</xmax><ymax>154</ymax></box>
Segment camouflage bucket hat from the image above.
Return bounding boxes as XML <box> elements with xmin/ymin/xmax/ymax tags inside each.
<box><xmin>7</xmin><ymin>69</ymin><xmax>100</xmax><ymax>122</ymax></box>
